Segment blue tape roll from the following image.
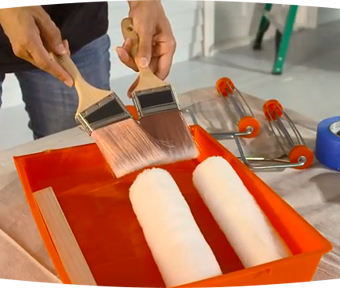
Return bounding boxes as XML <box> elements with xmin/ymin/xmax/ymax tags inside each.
<box><xmin>315</xmin><ymin>116</ymin><xmax>340</xmax><ymax>171</ymax></box>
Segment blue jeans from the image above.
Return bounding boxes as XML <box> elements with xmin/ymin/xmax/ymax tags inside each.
<box><xmin>0</xmin><ymin>34</ymin><xmax>111</xmax><ymax>139</ymax></box>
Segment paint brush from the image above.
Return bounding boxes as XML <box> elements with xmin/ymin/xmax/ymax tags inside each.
<box><xmin>52</xmin><ymin>53</ymin><xmax>167</xmax><ymax>178</ymax></box>
<box><xmin>121</xmin><ymin>17</ymin><xmax>199</xmax><ymax>163</ymax></box>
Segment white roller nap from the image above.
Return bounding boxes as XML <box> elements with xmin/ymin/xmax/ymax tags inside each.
<box><xmin>193</xmin><ymin>156</ymin><xmax>291</xmax><ymax>268</ymax></box>
<box><xmin>129</xmin><ymin>168</ymin><xmax>222</xmax><ymax>287</ymax></box>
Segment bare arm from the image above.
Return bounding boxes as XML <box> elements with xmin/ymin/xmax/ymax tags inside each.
<box><xmin>0</xmin><ymin>6</ymin><xmax>73</xmax><ymax>86</ymax></box>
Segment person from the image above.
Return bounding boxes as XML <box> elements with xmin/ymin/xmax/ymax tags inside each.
<box><xmin>0</xmin><ymin>1</ymin><xmax>176</xmax><ymax>139</ymax></box>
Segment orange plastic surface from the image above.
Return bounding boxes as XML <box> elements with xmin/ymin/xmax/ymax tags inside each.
<box><xmin>238</xmin><ymin>116</ymin><xmax>261</xmax><ymax>138</ymax></box>
<box><xmin>14</xmin><ymin>125</ymin><xmax>332</xmax><ymax>287</ymax></box>
<box><xmin>263</xmin><ymin>99</ymin><xmax>284</xmax><ymax>120</ymax></box>
<box><xmin>216</xmin><ymin>77</ymin><xmax>235</xmax><ymax>96</ymax></box>
<box><xmin>126</xmin><ymin>105</ymin><xmax>139</xmax><ymax>119</ymax></box>
<box><xmin>289</xmin><ymin>145</ymin><xmax>315</xmax><ymax>169</ymax></box>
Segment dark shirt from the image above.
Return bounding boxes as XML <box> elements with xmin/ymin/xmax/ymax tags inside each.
<box><xmin>0</xmin><ymin>2</ymin><xmax>109</xmax><ymax>73</ymax></box>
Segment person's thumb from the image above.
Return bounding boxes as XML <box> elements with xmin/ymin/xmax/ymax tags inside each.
<box><xmin>136</xmin><ymin>32</ymin><xmax>152</xmax><ymax>69</ymax></box>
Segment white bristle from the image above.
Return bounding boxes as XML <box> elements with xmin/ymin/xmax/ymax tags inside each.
<box><xmin>129</xmin><ymin>168</ymin><xmax>222</xmax><ymax>287</ymax></box>
<box><xmin>192</xmin><ymin>156</ymin><xmax>292</xmax><ymax>268</ymax></box>
<box><xmin>91</xmin><ymin>119</ymin><xmax>167</xmax><ymax>178</ymax></box>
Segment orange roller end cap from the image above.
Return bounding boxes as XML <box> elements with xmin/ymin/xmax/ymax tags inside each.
<box><xmin>126</xmin><ymin>105</ymin><xmax>139</xmax><ymax>120</ymax></box>
<box><xmin>263</xmin><ymin>99</ymin><xmax>283</xmax><ymax>120</ymax></box>
<box><xmin>238</xmin><ymin>116</ymin><xmax>261</xmax><ymax>138</ymax></box>
<box><xmin>216</xmin><ymin>77</ymin><xmax>235</xmax><ymax>97</ymax></box>
<box><xmin>289</xmin><ymin>145</ymin><xmax>314</xmax><ymax>169</ymax></box>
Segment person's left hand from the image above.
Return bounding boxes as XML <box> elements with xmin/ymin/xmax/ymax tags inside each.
<box><xmin>116</xmin><ymin>0</ymin><xmax>176</xmax><ymax>96</ymax></box>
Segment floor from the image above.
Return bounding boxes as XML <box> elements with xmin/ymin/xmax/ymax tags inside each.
<box><xmin>1</xmin><ymin>20</ymin><xmax>340</xmax><ymax>151</ymax></box>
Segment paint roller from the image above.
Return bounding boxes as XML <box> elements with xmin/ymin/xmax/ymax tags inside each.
<box><xmin>193</xmin><ymin>156</ymin><xmax>292</xmax><ymax>268</ymax></box>
<box><xmin>129</xmin><ymin>168</ymin><xmax>222</xmax><ymax>287</ymax></box>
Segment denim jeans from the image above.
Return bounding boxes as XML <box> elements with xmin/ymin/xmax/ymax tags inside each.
<box><xmin>0</xmin><ymin>34</ymin><xmax>111</xmax><ymax>139</ymax></box>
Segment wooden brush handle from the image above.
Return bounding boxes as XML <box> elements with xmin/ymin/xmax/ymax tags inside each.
<box><xmin>121</xmin><ymin>18</ymin><xmax>139</xmax><ymax>60</ymax></box>
<box><xmin>121</xmin><ymin>17</ymin><xmax>168</xmax><ymax>91</ymax></box>
<box><xmin>52</xmin><ymin>53</ymin><xmax>112</xmax><ymax>114</ymax></box>
<box><xmin>51</xmin><ymin>53</ymin><xmax>84</xmax><ymax>82</ymax></box>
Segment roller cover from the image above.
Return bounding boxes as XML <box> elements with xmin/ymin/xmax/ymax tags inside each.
<box><xmin>129</xmin><ymin>168</ymin><xmax>222</xmax><ymax>287</ymax></box>
<box><xmin>192</xmin><ymin>156</ymin><xmax>291</xmax><ymax>268</ymax></box>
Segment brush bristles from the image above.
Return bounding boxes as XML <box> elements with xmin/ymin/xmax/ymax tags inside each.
<box><xmin>91</xmin><ymin>118</ymin><xmax>167</xmax><ymax>178</ymax></box>
<box><xmin>140</xmin><ymin>110</ymin><xmax>199</xmax><ymax>163</ymax></box>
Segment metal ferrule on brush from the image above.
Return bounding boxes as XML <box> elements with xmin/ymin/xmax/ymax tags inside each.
<box><xmin>76</xmin><ymin>93</ymin><xmax>132</xmax><ymax>135</ymax></box>
<box><xmin>132</xmin><ymin>85</ymin><xmax>180</xmax><ymax>119</ymax></box>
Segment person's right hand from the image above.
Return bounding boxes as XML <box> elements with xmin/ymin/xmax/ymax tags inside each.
<box><xmin>0</xmin><ymin>6</ymin><xmax>73</xmax><ymax>87</ymax></box>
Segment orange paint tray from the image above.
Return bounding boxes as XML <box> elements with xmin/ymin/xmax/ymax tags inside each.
<box><xmin>14</xmin><ymin>124</ymin><xmax>332</xmax><ymax>287</ymax></box>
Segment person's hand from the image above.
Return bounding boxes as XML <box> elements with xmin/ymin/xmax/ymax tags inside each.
<box><xmin>0</xmin><ymin>6</ymin><xmax>73</xmax><ymax>87</ymax></box>
<box><xmin>116</xmin><ymin>0</ymin><xmax>176</xmax><ymax>96</ymax></box>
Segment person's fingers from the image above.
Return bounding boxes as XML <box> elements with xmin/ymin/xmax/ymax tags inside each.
<box><xmin>28</xmin><ymin>36</ymin><xmax>73</xmax><ymax>86</ymax></box>
<box><xmin>116</xmin><ymin>38</ymin><xmax>139</xmax><ymax>71</ymax></box>
<box><xmin>116</xmin><ymin>47</ymin><xmax>129</xmax><ymax>63</ymax></box>
<box><xmin>147</xmin><ymin>35</ymin><xmax>176</xmax><ymax>80</ymax></box>
<box><xmin>12</xmin><ymin>48</ymin><xmax>32</xmax><ymax>64</ymax></box>
<box><xmin>121</xmin><ymin>38</ymin><xmax>136</xmax><ymax>61</ymax></box>
<box><xmin>143</xmin><ymin>54</ymin><xmax>172</xmax><ymax>80</ymax></box>
<box><xmin>116</xmin><ymin>46</ymin><xmax>138</xmax><ymax>72</ymax></box>
<box><xmin>147</xmin><ymin>44</ymin><xmax>163</xmax><ymax>58</ymax></box>
<box><xmin>149</xmin><ymin>57</ymin><xmax>159</xmax><ymax>74</ymax></box>
<box><xmin>122</xmin><ymin>38</ymin><xmax>133</xmax><ymax>51</ymax></box>
<box><xmin>154</xmin><ymin>52</ymin><xmax>174</xmax><ymax>80</ymax></box>
<box><xmin>135</xmin><ymin>25</ymin><xmax>153</xmax><ymax>69</ymax></box>
<box><xmin>35</xmin><ymin>13</ymin><xmax>67</xmax><ymax>55</ymax></box>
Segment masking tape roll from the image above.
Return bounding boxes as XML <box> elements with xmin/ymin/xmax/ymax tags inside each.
<box><xmin>315</xmin><ymin>116</ymin><xmax>340</xmax><ymax>171</ymax></box>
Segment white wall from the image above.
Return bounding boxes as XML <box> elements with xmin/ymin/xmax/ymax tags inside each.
<box><xmin>212</xmin><ymin>3</ymin><xmax>314</xmax><ymax>51</ymax></box>
<box><xmin>317</xmin><ymin>7</ymin><xmax>340</xmax><ymax>26</ymax></box>
<box><xmin>214</xmin><ymin>2</ymin><xmax>263</xmax><ymax>47</ymax></box>
<box><xmin>0</xmin><ymin>1</ymin><xmax>203</xmax><ymax>109</ymax></box>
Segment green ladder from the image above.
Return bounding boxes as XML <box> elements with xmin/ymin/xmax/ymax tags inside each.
<box><xmin>253</xmin><ymin>4</ymin><xmax>299</xmax><ymax>75</ymax></box>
